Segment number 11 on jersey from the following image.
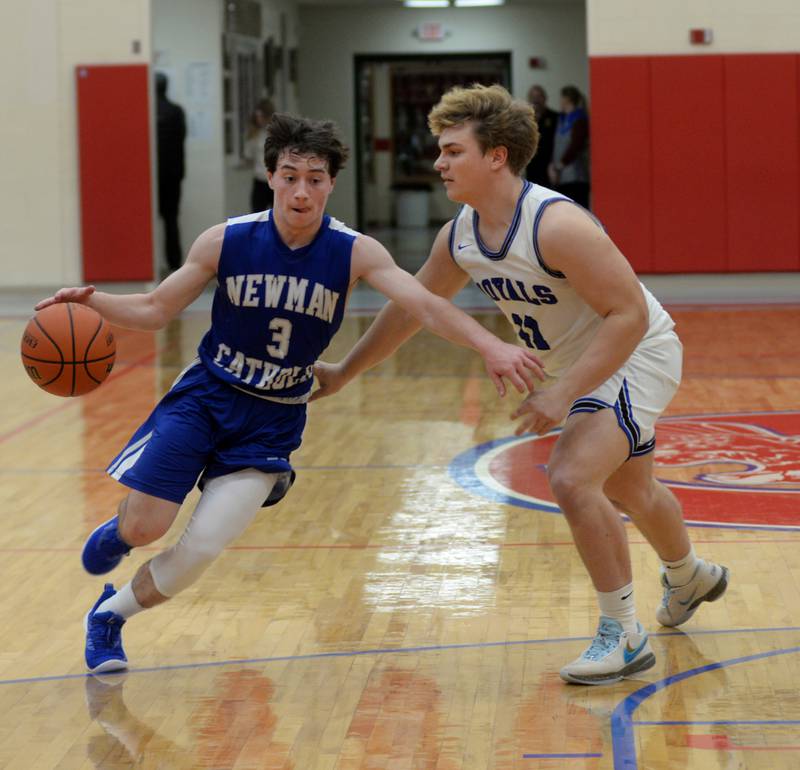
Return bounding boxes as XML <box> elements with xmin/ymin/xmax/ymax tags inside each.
<box><xmin>511</xmin><ymin>313</ymin><xmax>550</xmax><ymax>351</ymax></box>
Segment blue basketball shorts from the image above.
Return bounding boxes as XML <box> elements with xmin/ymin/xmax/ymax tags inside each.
<box><xmin>106</xmin><ymin>360</ymin><xmax>306</xmax><ymax>504</ymax></box>
<box><xmin>568</xmin><ymin>330</ymin><xmax>683</xmax><ymax>458</ymax></box>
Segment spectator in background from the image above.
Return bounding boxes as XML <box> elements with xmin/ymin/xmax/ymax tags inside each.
<box><xmin>525</xmin><ymin>84</ymin><xmax>558</xmax><ymax>187</ymax></box>
<box><xmin>549</xmin><ymin>85</ymin><xmax>590</xmax><ymax>208</ymax></box>
<box><xmin>155</xmin><ymin>72</ymin><xmax>187</xmax><ymax>272</ymax></box>
<box><xmin>243</xmin><ymin>99</ymin><xmax>276</xmax><ymax>212</ymax></box>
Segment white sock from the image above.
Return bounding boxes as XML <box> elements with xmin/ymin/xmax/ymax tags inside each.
<box><xmin>96</xmin><ymin>581</ymin><xmax>145</xmax><ymax>620</ymax></box>
<box><xmin>662</xmin><ymin>545</ymin><xmax>700</xmax><ymax>587</ymax></box>
<box><xmin>597</xmin><ymin>582</ymin><xmax>638</xmax><ymax>634</ymax></box>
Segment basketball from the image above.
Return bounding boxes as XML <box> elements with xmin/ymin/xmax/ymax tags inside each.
<box><xmin>20</xmin><ymin>303</ymin><xmax>116</xmax><ymax>397</ymax></box>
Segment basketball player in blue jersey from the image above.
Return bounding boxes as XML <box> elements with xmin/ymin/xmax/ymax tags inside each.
<box><xmin>35</xmin><ymin>113</ymin><xmax>545</xmax><ymax>673</ymax></box>
<box><xmin>312</xmin><ymin>85</ymin><xmax>730</xmax><ymax>685</ymax></box>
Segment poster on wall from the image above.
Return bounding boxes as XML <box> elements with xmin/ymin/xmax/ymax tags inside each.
<box><xmin>185</xmin><ymin>61</ymin><xmax>213</xmax><ymax>102</ymax></box>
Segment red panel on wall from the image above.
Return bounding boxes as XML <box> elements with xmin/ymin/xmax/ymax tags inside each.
<box><xmin>724</xmin><ymin>55</ymin><xmax>799</xmax><ymax>271</ymax></box>
<box><xmin>650</xmin><ymin>56</ymin><xmax>727</xmax><ymax>272</ymax></box>
<box><xmin>590</xmin><ymin>57</ymin><xmax>653</xmax><ymax>272</ymax></box>
<box><xmin>76</xmin><ymin>64</ymin><xmax>153</xmax><ymax>281</ymax></box>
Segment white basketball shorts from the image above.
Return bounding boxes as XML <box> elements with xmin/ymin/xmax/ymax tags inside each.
<box><xmin>567</xmin><ymin>330</ymin><xmax>683</xmax><ymax>458</ymax></box>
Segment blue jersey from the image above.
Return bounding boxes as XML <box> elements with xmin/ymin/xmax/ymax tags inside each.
<box><xmin>198</xmin><ymin>210</ymin><xmax>355</xmax><ymax>402</ymax></box>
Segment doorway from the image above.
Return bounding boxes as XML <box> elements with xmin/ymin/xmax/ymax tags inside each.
<box><xmin>354</xmin><ymin>53</ymin><xmax>512</xmax><ymax>232</ymax></box>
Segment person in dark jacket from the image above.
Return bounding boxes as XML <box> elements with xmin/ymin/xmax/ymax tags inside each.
<box><xmin>524</xmin><ymin>84</ymin><xmax>558</xmax><ymax>187</ymax></box>
<box><xmin>155</xmin><ymin>73</ymin><xmax>187</xmax><ymax>272</ymax></box>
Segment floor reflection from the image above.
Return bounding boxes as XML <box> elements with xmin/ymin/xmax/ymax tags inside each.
<box><xmin>84</xmin><ymin>668</ymin><xmax>293</xmax><ymax>770</ymax></box>
<box><xmin>364</xmin><ymin>468</ymin><xmax>507</xmax><ymax>617</ymax></box>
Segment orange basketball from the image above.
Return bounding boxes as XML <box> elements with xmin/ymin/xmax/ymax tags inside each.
<box><xmin>20</xmin><ymin>303</ymin><xmax>116</xmax><ymax>397</ymax></box>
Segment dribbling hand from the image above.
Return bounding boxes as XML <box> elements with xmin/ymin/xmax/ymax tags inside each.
<box><xmin>35</xmin><ymin>286</ymin><xmax>96</xmax><ymax>311</ymax></box>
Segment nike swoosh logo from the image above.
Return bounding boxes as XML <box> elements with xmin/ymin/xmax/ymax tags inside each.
<box><xmin>678</xmin><ymin>588</ymin><xmax>698</xmax><ymax>607</ymax></box>
<box><xmin>624</xmin><ymin>637</ymin><xmax>648</xmax><ymax>664</ymax></box>
<box><xmin>621</xmin><ymin>591</ymin><xmax>633</xmax><ymax>601</ymax></box>
<box><xmin>457</xmin><ymin>242</ymin><xmax>471</xmax><ymax>250</ymax></box>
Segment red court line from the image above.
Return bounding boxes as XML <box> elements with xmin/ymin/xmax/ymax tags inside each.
<box><xmin>2</xmin><ymin>538</ymin><xmax>799</xmax><ymax>554</ymax></box>
<box><xmin>666</xmin><ymin>302</ymin><xmax>800</xmax><ymax>311</ymax></box>
<box><xmin>0</xmin><ymin>349</ymin><xmax>159</xmax><ymax>446</ymax></box>
<box><xmin>687</xmin><ymin>734</ymin><xmax>800</xmax><ymax>751</ymax></box>
<box><xmin>0</xmin><ymin>399</ymin><xmax>79</xmax><ymax>446</ymax></box>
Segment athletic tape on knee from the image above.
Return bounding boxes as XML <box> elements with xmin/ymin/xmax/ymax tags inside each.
<box><xmin>150</xmin><ymin>469</ymin><xmax>278</xmax><ymax>597</ymax></box>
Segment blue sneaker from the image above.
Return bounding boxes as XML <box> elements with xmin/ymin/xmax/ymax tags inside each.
<box><xmin>82</xmin><ymin>516</ymin><xmax>131</xmax><ymax>575</ymax></box>
<box><xmin>84</xmin><ymin>584</ymin><xmax>128</xmax><ymax>673</ymax></box>
<box><xmin>560</xmin><ymin>617</ymin><xmax>655</xmax><ymax>685</ymax></box>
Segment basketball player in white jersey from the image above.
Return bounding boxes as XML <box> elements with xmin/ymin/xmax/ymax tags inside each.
<box><xmin>312</xmin><ymin>84</ymin><xmax>729</xmax><ymax>685</ymax></box>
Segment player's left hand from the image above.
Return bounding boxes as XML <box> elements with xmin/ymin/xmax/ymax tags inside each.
<box><xmin>511</xmin><ymin>386</ymin><xmax>571</xmax><ymax>436</ymax></box>
<box><xmin>484</xmin><ymin>343</ymin><xmax>545</xmax><ymax>397</ymax></box>
<box><xmin>35</xmin><ymin>285</ymin><xmax>96</xmax><ymax>311</ymax></box>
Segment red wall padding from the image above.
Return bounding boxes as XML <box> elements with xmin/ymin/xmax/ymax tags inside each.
<box><xmin>650</xmin><ymin>56</ymin><xmax>727</xmax><ymax>272</ymax></box>
<box><xmin>724</xmin><ymin>55</ymin><xmax>799</xmax><ymax>271</ymax></box>
<box><xmin>76</xmin><ymin>64</ymin><xmax>154</xmax><ymax>281</ymax></box>
<box><xmin>590</xmin><ymin>53</ymin><xmax>800</xmax><ymax>273</ymax></box>
<box><xmin>589</xmin><ymin>57</ymin><xmax>653</xmax><ymax>272</ymax></box>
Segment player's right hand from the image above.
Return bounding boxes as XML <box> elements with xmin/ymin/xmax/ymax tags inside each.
<box><xmin>310</xmin><ymin>360</ymin><xmax>349</xmax><ymax>402</ymax></box>
<box><xmin>483</xmin><ymin>342</ymin><xmax>545</xmax><ymax>397</ymax></box>
<box><xmin>35</xmin><ymin>286</ymin><xmax>96</xmax><ymax>311</ymax></box>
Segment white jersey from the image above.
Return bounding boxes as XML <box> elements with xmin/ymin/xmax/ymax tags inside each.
<box><xmin>449</xmin><ymin>181</ymin><xmax>674</xmax><ymax>379</ymax></box>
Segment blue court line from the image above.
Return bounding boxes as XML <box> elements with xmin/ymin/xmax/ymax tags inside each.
<box><xmin>635</xmin><ymin>719</ymin><xmax>800</xmax><ymax>726</ymax></box>
<box><xmin>0</xmin><ymin>634</ymin><xmax>597</xmax><ymax>687</ymax></box>
<box><xmin>656</xmin><ymin>626</ymin><xmax>800</xmax><ymax>638</ymax></box>
<box><xmin>5</xmin><ymin>625</ymin><xmax>800</xmax><ymax>688</ymax></box>
<box><xmin>611</xmin><ymin>644</ymin><xmax>800</xmax><ymax>770</ymax></box>
<box><xmin>523</xmin><ymin>753</ymin><xmax>602</xmax><ymax>759</ymax></box>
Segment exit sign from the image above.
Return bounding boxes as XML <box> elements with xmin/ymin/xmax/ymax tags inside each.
<box><xmin>415</xmin><ymin>23</ymin><xmax>448</xmax><ymax>41</ymax></box>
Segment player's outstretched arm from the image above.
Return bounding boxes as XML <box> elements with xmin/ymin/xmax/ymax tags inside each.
<box><xmin>312</xmin><ymin>224</ymin><xmax>465</xmax><ymax>401</ymax></box>
<box><xmin>346</xmin><ymin>231</ymin><xmax>545</xmax><ymax>398</ymax></box>
<box><xmin>34</xmin><ymin>224</ymin><xmax>224</xmax><ymax>330</ymax></box>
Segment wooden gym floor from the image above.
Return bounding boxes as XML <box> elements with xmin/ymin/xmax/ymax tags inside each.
<box><xmin>0</xmin><ymin>289</ymin><xmax>799</xmax><ymax>769</ymax></box>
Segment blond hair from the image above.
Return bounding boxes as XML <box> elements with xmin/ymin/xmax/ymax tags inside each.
<box><xmin>428</xmin><ymin>84</ymin><xmax>539</xmax><ymax>175</ymax></box>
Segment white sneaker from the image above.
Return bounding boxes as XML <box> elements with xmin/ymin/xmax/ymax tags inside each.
<box><xmin>656</xmin><ymin>560</ymin><xmax>729</xmax><ymax>627</ymax></box>
<box><xmin>560</xmin><ymin>617</ymin><xmax>656</xmax><ymax>685</ymax></box>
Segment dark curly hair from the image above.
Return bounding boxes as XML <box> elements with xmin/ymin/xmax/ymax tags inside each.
<box><xmin>263</xmin><ymin>113</ymin><xmax>349</xmax><ymax>178</ymax></box>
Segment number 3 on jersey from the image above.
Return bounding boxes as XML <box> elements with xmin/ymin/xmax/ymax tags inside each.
<box><xmin>511</xmin><ymin>313</ymin><xmax>550</xmax><ymax>351</ymax></box>
<box><xmin>266</xmin><ymin>317</ymin><xmax>292</xmax><ymax>358</ymax></box>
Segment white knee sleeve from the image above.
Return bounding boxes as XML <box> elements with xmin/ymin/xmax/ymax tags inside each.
<box><xmin>149</xmin><ymin>469</ymin><xmax>278</xmax><ymax>597</ymax></box>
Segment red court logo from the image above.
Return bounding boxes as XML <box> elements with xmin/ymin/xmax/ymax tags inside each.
<box><xmin>655</xmin><ymin>417</ymin><xmax>800</xmax><ymax>490</ymax></box>
<box><xmin>449</xmin><ymin>411</ymin><xmax>800</xmax><ymax>530</ymax></box>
